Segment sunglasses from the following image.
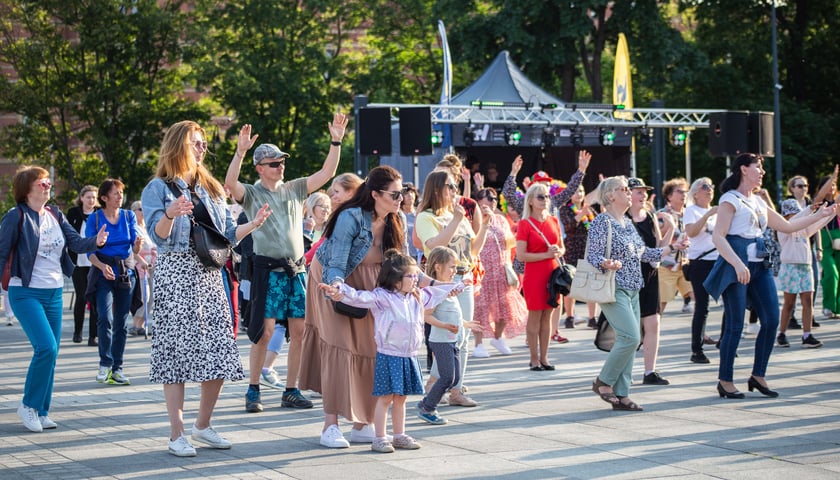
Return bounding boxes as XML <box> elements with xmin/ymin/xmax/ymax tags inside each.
<box><xmin>259</xmin><ymin>160</ymin><xmax>285</xmax><ymax>168</ymax></box>
<box><xmin>793</xmin><ymin>184</ymin><xmax>808</xmax><ymax>189</ymax></box>
<box><xmin>535</xmin><ymin>194</ymin><xmax>550</xmax><ymax>201</ymax></box>
<box><xmin>379</xmin><ymin>189</ymin><xmax>405</xmax><ymax>201</ymax></box>
<box><xmin>37</xmin><ymin>179</ymin><xmax>52</xmax><ymax>190</ymax></box>
<box><xmin>483</xmin><ymin>196</ymin><xmax>498</xmax><ymax>202</ymax></box>
<box><xmin>700</xmin><ymin>184</ymin><xmax>715</xmax><ymax>191</ymax></box>
<box><xmin>445</xmin><ymin>183</ymin><xmax>458</xmax><ymax>191</ymax></box>
<box><xmin>192</xmin><ymin>140</ymin><xmax>208</xmax><ymax>150</ymax></box>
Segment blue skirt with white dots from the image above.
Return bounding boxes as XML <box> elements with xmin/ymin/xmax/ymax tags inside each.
<box><xmin>372</xmin><ymin>352</ymin><xmax>424</xmax><ymax>396</ymax></box>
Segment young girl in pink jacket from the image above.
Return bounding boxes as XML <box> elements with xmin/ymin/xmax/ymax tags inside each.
<box><xmin>319</xmin><ymin>249</ymin><xmax>463</xmax><ymax>453</ymax></box>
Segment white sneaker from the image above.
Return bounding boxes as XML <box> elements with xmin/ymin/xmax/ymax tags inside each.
<box><xmin>6</xmin><ymin>317</ymin><xmax>14</xmax><ymax>326</ymax></box>
<box><xmin>489</xmin><ymin>337</ymin><xmax>513</xmax><ymax>355</ymax></box>
<box><xmin>96</xmin><ymin>366</ymin><xmax>110</xmax><ymax>383</ymax></box>
<box><xmin>349</xmin><ymin>424</ymin><xmax>392</xmax><ymax>443</ymax></box>
<box><xmin>745</xmin><ymin>323</ymin><xmax>760</xmax><ymax>335</ymax></box>
<box><xmin>681</xmin><ymin>303</ymin><xmax>694</xmax><ymax>314</ymax></box>
<box><xmin>260</xmin><ymin>369</ymin><xmax>285</xmax><ymax>389</ymax></box>
<box><xmin>472</xmin><ymin>344</ymin><xmax>491</xmax><ymax>358</ymax></box>
<box><xmin>319</xmin><ymin>424</ymin><xmax>350</xmax><ymax>448</ymax></box>
<box><xmin>169</xmin><ymin>433</ymin><xmax>197</xmax><ymax>457</ymax></box>
<box><xmin>17</xmin><ymin>403</ymin><xmax>42</xmax><ymax>432</ymax></box>
<box><xmin>191</xmin><ymin>424</ymin><xmax>232</xmax><ymax>449</ymax></box>
<box><xmin>39</xmin><ymin>416</ymin><xmax>57</xmax><ymax>429</ymax></box>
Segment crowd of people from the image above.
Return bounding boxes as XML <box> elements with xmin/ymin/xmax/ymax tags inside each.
<box><xmin>2</xmin><ymin>117</ymin><xmax>836</xmax><ymax>455</ymax></box>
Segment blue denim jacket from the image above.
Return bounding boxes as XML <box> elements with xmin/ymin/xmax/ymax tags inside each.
<box><xmin>141</xmin><ymin>177</ymin><xmax>238</xmax><ymax>254</ymax></box>
<box><xmin>0</xmin><ymin>204</ymin><xmax>99</xmax><ymax>287</ymax></box>
<box><xmin>315</xmin><ymin>207</ymin><xmax>408</xmax><ymax>284</ymax></box>
<box><xmin>703</xmin><ymin>235</ymin><xmax>755</xmax><ymax>300</ymax></box>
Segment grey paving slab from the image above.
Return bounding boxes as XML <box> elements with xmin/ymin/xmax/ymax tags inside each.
<box><xmin>1</xmin><ymin>293</ymin><xmax>839</xmax><ymax>479</ymax></box>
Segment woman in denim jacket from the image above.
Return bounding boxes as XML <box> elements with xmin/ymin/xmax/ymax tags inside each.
<box><xmin>704</xmin><ymin>153</ymin><xmax>835</xmax><ymax>399</ymax></box>
<box><xmin>141</xmin><ymin>120</ymin><xmax>270</xmax><ymax>457</ymax></box>
<box><xmin>0</xmin><ymin>166</ymin><xmax>106</xmax><ymax>433</ymax></box>
<box><xmin>301</xmin><ymin>165</ymin><xmax>428</xmax><ymax>449</ymax></box>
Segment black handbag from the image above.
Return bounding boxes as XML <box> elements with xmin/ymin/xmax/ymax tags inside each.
<box><xmin>594</xmin><ymin>313</ymin><xmax>616</xmax><ymax>352</ymax></box>
<box><xmin>333</xmin><ymin>300</ymin><xmax>368</xmax><ymax>319</ymax></box>
<box><xmin>167</xmin><ymin>182</ymin><xmax>231</xmax><ymax>270</ymax></box>
<box><xmin>192</xmin><ymin>219</ymin><xmax>231</xmax><ymax>270</ymax></box>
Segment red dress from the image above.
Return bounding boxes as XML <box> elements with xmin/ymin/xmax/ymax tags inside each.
<box><xmin>517</xmin><ymin>216</ymin><xmax>561</xmax><ymax>310</ymax></box>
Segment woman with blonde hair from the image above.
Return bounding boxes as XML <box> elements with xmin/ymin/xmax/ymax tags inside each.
<box><xmin>141</xmin><ymin>120</ymin><xmax>270</xmax><ymax>456</ymax></box>
<box><xmin>415</xmin><ymin>170</ymin><xmax>491</xmax><ymax>406</ymax></box>
<box><xmin>588</xmin><ymin>176</ymin><xmax>688</xmax><ymax>410</ymax></box>
<box><xmin>516</xmin><ymin>183</ymin><xmax>564</xmax><ymax>370</ymax></box>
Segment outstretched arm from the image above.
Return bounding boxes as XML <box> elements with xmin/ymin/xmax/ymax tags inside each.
<box><xmin>225</xmin><ymin>124</ymin><xmax>259</xmax><ymax>203</ymax></box>
<box><xmin>306</xmin><ymin>113</ymin><xmax>349</xmax><ymax>193</ymax></box>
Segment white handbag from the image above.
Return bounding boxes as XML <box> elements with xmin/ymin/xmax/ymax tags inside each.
<box><xmin>491</xmin><ymin>226</ymin><xmax>519</xmax><ymax>288</ymax></box>
<box><xmin>569</xmin><ymin>219</ymin><xmax>616</xmax><ymax>304</ymax></box>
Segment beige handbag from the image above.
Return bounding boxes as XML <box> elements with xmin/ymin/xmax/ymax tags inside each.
<box><xmin>569</xmin><ymin>219</ymin><xmax>616</xmax><ymax>304</ymax></box>
<box><xmin>491</xmin><ymin>226</ymin><xmax>519</xmax><ymax>288</ymax></box>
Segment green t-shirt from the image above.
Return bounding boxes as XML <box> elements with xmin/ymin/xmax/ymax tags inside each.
<box><xmin>241</xmin><ymin>178</ymin><xmax>308</xmax><ymax>261</ymax></box>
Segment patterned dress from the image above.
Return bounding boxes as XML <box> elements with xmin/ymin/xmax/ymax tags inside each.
<box><xmin>149</xmin><ymin>250</ymin><xmax>244</xmax><ymax>384</ymax></box>
<box><xmin>473</xmin><ymin>214</ymin><xmax>527</xmax><ymax>338</ymax></box>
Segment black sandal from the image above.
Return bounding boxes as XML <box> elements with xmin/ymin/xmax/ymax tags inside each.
<box><xmin>613</xmin><ymin>396</ymin><xmax>644</xmax><ymax>411</ymax></box>
<box><xmin>592</xmin><ymin>378</ymin><xmax>619</xmax><ymax>405</ymax></box>
<box><xmin>529</xmin><ymin>364</ymin><xmax>545</xmax><ymax>371</ymax></box>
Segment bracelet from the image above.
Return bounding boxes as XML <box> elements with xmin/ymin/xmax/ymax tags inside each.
<box><xmin>330</xmin><ymin>141</ymin><xmax>341</xmax><ymax>146</ymax></box>
<box><xmin>164</xmin><ymin>211</ymin><xmax>174</xmax><ymax>220</ymax></box>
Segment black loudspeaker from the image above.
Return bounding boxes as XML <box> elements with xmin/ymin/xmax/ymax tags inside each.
<box><xmin>399</xmin><ymin>107</ymin><xmax>432</xmax><ymax>156</ymax></box>
<box><xmin>708</xmin><ymin>111</ymin><xmax>748</xmax><ymax>157</ymax></box>
<box><xmin>358</xmin><ymin>107</ymin><xmax>392</xmax><ymax>155</ymax></box>
<box><xmin>748</xmin><ymin>111</ymin><xmax>774</xmax><ymax>157</ymax></box>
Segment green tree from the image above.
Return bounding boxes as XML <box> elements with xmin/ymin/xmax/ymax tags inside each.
<box><xmin>0</xmin><ymin>0</ymin><xmax>204</xmax><ymax>201</ymax></box>
<box><xmin>189</xmin><ymin>0</ymin><xmax>359</xmax><ymax>182</ymax></box>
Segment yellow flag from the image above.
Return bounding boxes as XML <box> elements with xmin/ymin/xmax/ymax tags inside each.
<box><xmin>613</xmin><ymin>33</ymin><xmax>633</xmax><ymax>120</ymax></box>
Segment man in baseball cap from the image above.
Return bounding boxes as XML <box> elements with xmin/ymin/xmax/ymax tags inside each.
<box><xmin>225</xmin><ymin>114</ymin><xmax>348</xmax><ymax>413</ymax></box>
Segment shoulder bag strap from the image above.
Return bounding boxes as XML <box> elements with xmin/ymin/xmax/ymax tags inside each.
<box><xmin>584</xmin><ymin>216</ymin><xmax>612</xmax><ymax>261</ymax></box>
<box><xmin>525</xmin><ymin>217</ymin><xmax>552</xmax><ymax>248</ymax></box>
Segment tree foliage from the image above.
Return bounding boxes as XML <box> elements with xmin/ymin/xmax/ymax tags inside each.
<box><xmin>0</xmin><ymin>0</ymin><xmax>203</xmax><ymax>202</ymax></box>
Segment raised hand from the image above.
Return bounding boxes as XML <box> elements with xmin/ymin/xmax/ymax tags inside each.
<box><xmin>329</xmin><ymin>113</ymin><xmax>349</xmax><ymax>142</ymax></box>
<box><xmin>236</xmin><ymin>124</ymin><xmax>259</xmax><ymax>157</ymax></box>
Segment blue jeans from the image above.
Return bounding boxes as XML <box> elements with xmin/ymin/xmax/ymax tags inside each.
<box><xmin>95</xmin><ymin>272</ymin><xmax>135</xmax><ymax>370</ymax></box>
<box><xmin>9</xmin><ymin>286</ymin><xmax>63</xmax><ymax>415</ymax></box>
<box><xmin>718</xmin><ymin>261</ymin><xmax>779</xmax><ymax>382</ymax></box>
<box><xmin>598</xmin><ymin>288</ymin><xmax>641</xmax><ymax>397</ymax></box>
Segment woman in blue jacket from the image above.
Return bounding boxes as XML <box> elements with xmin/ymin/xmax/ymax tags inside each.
<box><xmin>0</xmin><ymin>166</ymin><xmax>107</xmax><ymax>432</ymax></box>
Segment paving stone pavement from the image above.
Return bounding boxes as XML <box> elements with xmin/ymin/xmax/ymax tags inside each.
<box><xmin>1</xmin><ymin>293</ymin><xmax>839</xmax><ymax>479</ymax></box>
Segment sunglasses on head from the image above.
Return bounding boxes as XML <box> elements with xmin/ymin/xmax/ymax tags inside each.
<box><xmin>259</xmin><ymin>159</ymin><xmax>285</xmax><ymax>168</ymax></box>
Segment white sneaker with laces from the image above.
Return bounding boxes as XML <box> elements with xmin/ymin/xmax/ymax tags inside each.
<box><xmin>39</xmin><ymin>416</ymin><xmax>57</xmax><ymax>429</ymax></box>
<box><xmin>745</xmin><ymin>323</ymin><xmax>760</xmax><ymax>335</ymax></box>
<box><xmin>472</xmin><ymin>344</ymin><xmax>491</xmax><ymax>358</ymax></box>
<box><xmin>96</xmin><ymin>366</ymin><xmax>110</xmax><ymax>383</ymax></box>
<box><xmin>191</xmin><ymin>424</ymin><xmax>232</xmax><ymax>449</ymax></box>
<box><xmin>259</xmin><ymin>369</ymin><xmax>285</xmax><ymax>389</ymax></box>
<box><xmin>18</xmin><ymin>403</ymin><xmax>42</xmax><ymax>432</ymax></box>
<box><xmin>169</xmin><ymin>433</ymin><xmax>197</xmax><ymax>457</ymax></box>
<box><xmin>319</xmin><ymin>424</ymin><xmax>350</xmax><ymax>448</ymax></box>
<box><xmin>489</xmin><ymin>337</ymin><xmax>513</xmax><ymax>355</ymax></box>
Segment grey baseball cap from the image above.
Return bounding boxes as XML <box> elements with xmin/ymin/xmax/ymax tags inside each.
<box><xmin>253</xmin><ymin>144</ymin><xmax>290</xmax><ymax>166</ymax></box>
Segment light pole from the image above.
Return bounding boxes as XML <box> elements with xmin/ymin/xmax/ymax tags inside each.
<box><xmin>771</xmin><ymin>0</ymin><xmax>783</xmax><ymax>205</ymax></box>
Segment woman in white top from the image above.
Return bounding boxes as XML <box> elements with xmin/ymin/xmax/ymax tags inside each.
<box><xmin>705</xmin><ymin>154</ymin><xmax>835</xmax><ymax>399</ymax></box>
<box><xmin>684</xmin><ymin>177</ymin><xmax>721</xmax><ymax>364</ymax></box>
